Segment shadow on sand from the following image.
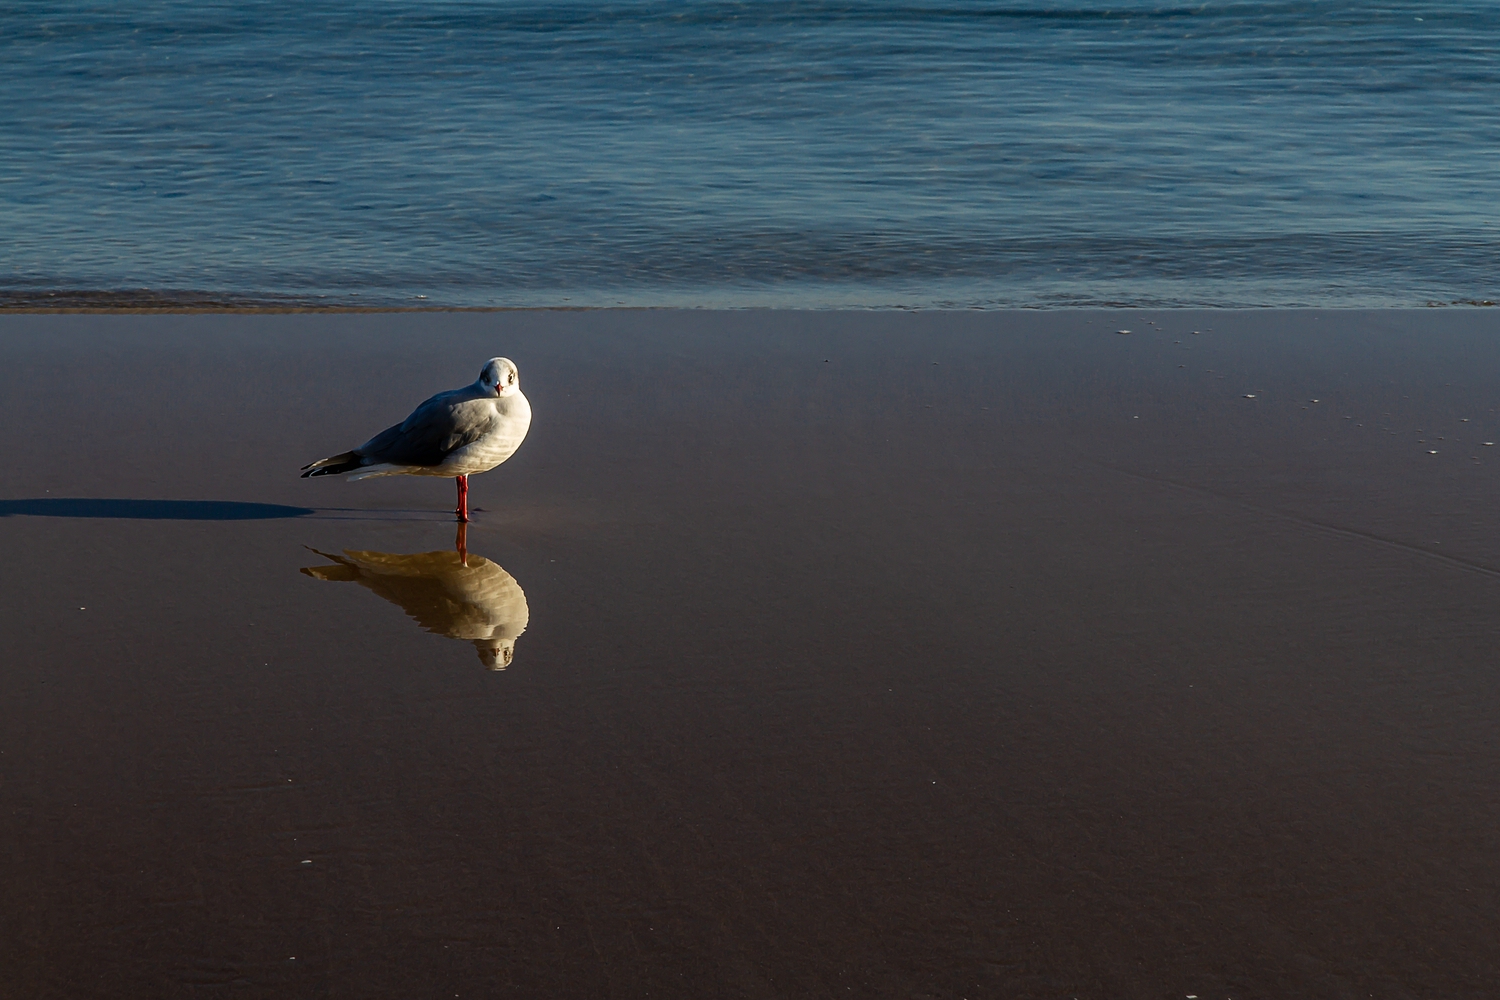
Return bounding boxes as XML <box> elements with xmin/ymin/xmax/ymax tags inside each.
<box><xmin>0</xmin><ymin>498</ymin><xmax>315</xmax><ymax>520</ymax></box>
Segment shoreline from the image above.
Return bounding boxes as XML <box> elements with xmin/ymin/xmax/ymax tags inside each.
<box><xmin>1</xmin><ymin>291</ymin><xmax>1494</xmax><ymax>313</ymax></box>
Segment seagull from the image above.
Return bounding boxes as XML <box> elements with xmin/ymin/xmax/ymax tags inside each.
<box><xmin>301</xmin><ymin>358</ymin><xmax>531</xmax><ymax>521</ymax></box>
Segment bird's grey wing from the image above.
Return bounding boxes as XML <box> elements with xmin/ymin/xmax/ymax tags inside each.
<box><xmin>360</xmin><ymin>390</ymin><xmax>490</xmax><ymax>467</ymax></box>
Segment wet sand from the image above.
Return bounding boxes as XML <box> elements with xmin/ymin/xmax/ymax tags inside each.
<box><xmin>2</xmin><ymin>309</ymin><xmax>1498</xmax><ymax>999</ymax></box>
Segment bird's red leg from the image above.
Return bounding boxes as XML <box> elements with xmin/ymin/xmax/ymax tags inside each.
<box><xmin>455</xmin><ymin>475</ymin><xmax>469</xmax><ymax>522</ymax></box>
<box><xmin>455</xmin><ymin>521</ymin><xmax>468</xmax><ymax>566</ymax></box>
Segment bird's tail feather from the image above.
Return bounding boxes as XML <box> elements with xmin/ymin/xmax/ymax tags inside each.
<box><xmin>300</xmin><ymin>564</ymin><xmax>360</xmax><ymax>581</ymax></box>
<box><xmin>300</xmin><ymin>546</ymin><xmax>359</xmax><ymax>580</ymax></box>
<box><xmin>347</xmin><ymin>463</ymin><xmax>404</xmax><ymax>481</ymax></box>
<box><xmin>300</xmin><ymin>451</ymin><xmax>364</xmax><ymax>478</ymax></box>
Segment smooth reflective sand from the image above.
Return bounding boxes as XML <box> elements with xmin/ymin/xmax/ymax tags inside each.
<box><xmin>2</xmin><ymin>310</ymin><xmax>1499</xmax><ymax>999</ymax></box>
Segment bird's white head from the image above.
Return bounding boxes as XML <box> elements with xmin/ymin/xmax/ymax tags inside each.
<box><xmin>475</xmin><ymin>637</ymin><xmax>517</xmax><ymax>670</ymax></box>
<box><xmin>478</xmin><ymin>357</ymin><xmax>521</xmax><ymax>398</ymax></box>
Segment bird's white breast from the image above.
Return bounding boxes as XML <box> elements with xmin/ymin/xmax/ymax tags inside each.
<box><xmin>438</xmin><ymin>391</ymin><xmax>532</xmax><ymax>477</ymax></box>
<box><xmin>440</xmin><ymin>557</ymin><xmax>530</xmax><ymax>641</ymax></box>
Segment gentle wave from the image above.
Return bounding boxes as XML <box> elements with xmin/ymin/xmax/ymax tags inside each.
<box><xmin>3</xmin><ymin>1</ymin><xmax>1498</xmax><ymax>307</ymax></box>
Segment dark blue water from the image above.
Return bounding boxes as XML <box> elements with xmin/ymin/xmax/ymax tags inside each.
<box><xmin>3</xmin><ymin>1</ymin><xmax>1497</xmax><ymax>307</ymax></box>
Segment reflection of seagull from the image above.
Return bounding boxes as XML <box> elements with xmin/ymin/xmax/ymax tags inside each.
<box><xmin>300</xmin><ymin>358</ymin><xmax>531</xmax><ymax>522</ymax></box>
<box><xmin>301</xmin><ymin>542</ymin><xmax>530</xmax><ymax>669</ymax></box>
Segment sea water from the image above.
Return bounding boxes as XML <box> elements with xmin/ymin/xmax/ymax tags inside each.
<box><xmin>2</xmin><ymin>1</ymin><xmax>1497</xmax><ymax>308</ymax></box>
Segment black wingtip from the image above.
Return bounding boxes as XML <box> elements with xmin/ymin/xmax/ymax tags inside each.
<box><xmin>300</xmin><ymin>451</ymin><xmax>363</xmax><ymax>478</ymax></box>
<box><xmin>303</xmin><ymin>464</ymin><xmax>355</xmax><ymax>478</ymax></box>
